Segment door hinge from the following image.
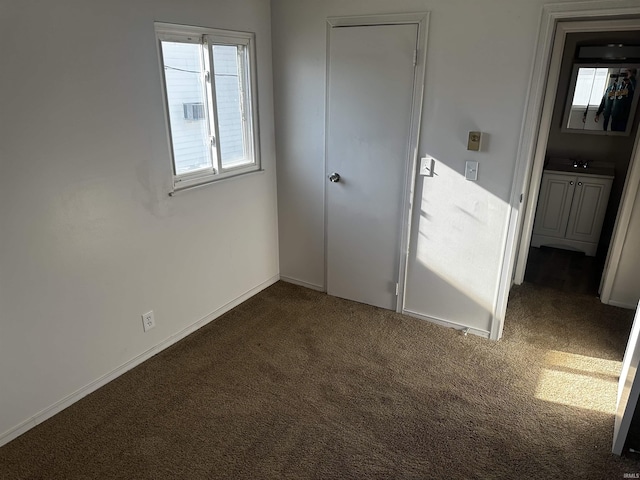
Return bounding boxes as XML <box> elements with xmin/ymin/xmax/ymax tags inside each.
<box><xmin>520</xmin><ymin>193</ymin><xmax>524</xmax><ymax>203</ymax></box>
<box><xmin>413</xmin><ymin>50</ymin><xmax>418</xmax><ymax>67</ymax></box>
<box><xmin>395</xmin><ymin>283</ymin><xmax>399</xmax><ymax>296</ymax></box>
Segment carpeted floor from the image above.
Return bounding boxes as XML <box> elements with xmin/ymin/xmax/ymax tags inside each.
<box><xmin>1</xmin><ymin>281</ymin><xmax>639</xmax><ymax>479</ymax></box>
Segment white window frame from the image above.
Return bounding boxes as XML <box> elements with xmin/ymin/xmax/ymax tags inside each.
<box><xmin>155</xmin><ymin>23</ymin><xmax>261</xmax><ymax>193</ymax></box>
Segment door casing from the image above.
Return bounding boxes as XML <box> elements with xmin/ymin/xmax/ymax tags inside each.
<box><xmin>614</xmin><ymin>302</ymin><xmax>640</xmax><ymax>454</ymax></box>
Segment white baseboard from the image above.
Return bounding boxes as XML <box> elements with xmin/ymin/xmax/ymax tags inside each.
<box><xmin>279</xmin><ymin>275</ymin><xmax>325</xmax><ymax>292</ymax></box>
<box><xmin>0</xmin><ymin>274</ymin><xmax>280</xmax><ymax>448</ymax></box>
<box><xmin>606</xmin><ymin>299</ymin><xmax>637</xmax><ymax>310</ymax></box>
<box><xmin>402</xmin><ymin>309</ymin><xmax>491</xmax><ymax>339</ymax></box>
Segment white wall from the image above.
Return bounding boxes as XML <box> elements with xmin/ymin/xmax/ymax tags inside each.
<box><xmin>0</xmin><ymin>0</ymin><xmax>278</xmax><ymax>444</ymax></box>
<box><xmin>271</xmin><ymin>0</ymin><xmax>587</xmax><ymax>334</ymax></box>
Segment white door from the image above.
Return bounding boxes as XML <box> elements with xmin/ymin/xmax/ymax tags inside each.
<box><xmin>326</xmin><ymin>23</ymin><xmax>418</xmax><ymax>310</ymax></box>
<box><xmin>613</xmin><ymin>302</ymin><xmax>640</xmax><ymax>455</ymax></box>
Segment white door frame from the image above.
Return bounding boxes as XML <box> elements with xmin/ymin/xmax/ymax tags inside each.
<box><xmin>324</xmin><ymin>13</ymin><xmax>429</xmax><ymax>312</ymax></box>
<box><xmin>613</xmin><ymin>301</ymin><xmax>640</xmax><ymax>454</ymax></box>
<box><xmin>493</xmin><ymin>1</ymin><xmax>640</xmax><ymax>340</ymax></box>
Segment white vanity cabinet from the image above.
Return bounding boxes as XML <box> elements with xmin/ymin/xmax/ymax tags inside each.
<box><xmin>531</xmin><ymin>170</ymin><xmax>613</xmax><ymax>256</ymax></box>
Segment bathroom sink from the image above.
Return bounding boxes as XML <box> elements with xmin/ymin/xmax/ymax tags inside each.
<box><xmin>544</xmin><ymin>160</ymin><xmax>615</xmax><ymax>177</ymax></box>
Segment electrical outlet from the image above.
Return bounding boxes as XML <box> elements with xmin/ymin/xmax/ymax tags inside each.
<box><xmin>142</xmin><ymin>311</ymin><xmax>155</xmax><ymax>332</ymax></box>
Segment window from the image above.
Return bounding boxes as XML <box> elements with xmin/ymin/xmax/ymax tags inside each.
<box><xmin>572</xmin><ymin>67</ymin><xmax>608</xmax><ymax>108</ymax></box>
<box><xmin>156</xmin><ymin>24</ymin><xmax>260</xmax><ymax>191</ymax></box>
<box><xmin>183</xmin><ymin>103</ymin><xmax>206</xmax><ymax>121</ymax></box>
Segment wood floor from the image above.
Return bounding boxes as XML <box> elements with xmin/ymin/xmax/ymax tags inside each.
<box><xmin>524</xmin><ymin>245</ymin><xmax>605</xmax><ymax>296</ymax></box>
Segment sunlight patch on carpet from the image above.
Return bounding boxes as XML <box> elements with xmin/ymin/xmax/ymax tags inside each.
<box><xmin>535</xmin><ymin>350</ymin><xmax>622</xmax><ymax>414</ymax></box>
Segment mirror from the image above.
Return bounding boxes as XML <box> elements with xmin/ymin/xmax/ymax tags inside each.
<box><xmin>562</xmin><ymin>64</ymin><xmax>639</xmax><ymax>136</ymax></box>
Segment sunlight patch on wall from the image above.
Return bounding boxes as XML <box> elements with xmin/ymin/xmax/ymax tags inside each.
<box><xmin>414</xmin><ymin>157</ymin><xmax>508</xmax><ymax>312</ymax></box>
<box><xmin>535</xmin><ymin>350</ymin><xmax>622</xmax><ymax>414</ymax></box>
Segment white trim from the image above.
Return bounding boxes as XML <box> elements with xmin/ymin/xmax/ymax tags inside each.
<box><xmin>323</xmin><ymin>12</ymin><xmax>429</xmax><ymax>314</ymax></box>
<box><xmin>608</xmin><ymin>299</ymin><xmax>638</xmax><ymax>310</ymax></box>
<box><xmin>530</xmin><ymin>235</ymin><xmax>599</xmax><ymax>256</ymax></box>
<box><xmin>494</xmin><ymin>2</ymin><xmax>640</xmax><ymax>341</ymax></box>
<box><xmin>492</xmin><ymin>5</ymin><xmax>559</xmax><ymax>340</ymax></box>
<box><xmin>403</xmin><ymin>309</ymin><xmax>491</xmax><ymax>339</ymax></box>
<box><xmin>156</xmin><ymin>32</ymin><xmax>202</xmax><ymax>44</ymax></box>
<box><xmin>168</xmin><ymin>168</ymin><xmax>265</xmax><ymax>196</ymax></box>
<box><xmin>399</xmin><ymin>14</ymin><xmax>429</xmax><ymax>314</ymax></box>
<box><xmin>279</xmin><ymin>275</ymin><xmax>325</xmax><ymax>292</ymax></box>
<box><xmin>0</xmin><ymin>274</ymin><xmax>280</xmax><ymax>448</ymax></box>
<box><xmin>327</xmin><ymin>12</ymin><xmax>429</xmax><ymax>27</ymax></box>
<box><xmin>155</xmin><ymin>22</ymin><xmax>254</xmax><ymax>39</ymax></box>
<box><xmin>322</xmin><ymin>20</ymin><xmax>331</xmax><ymax>296</ymax></box>
<box><xmin>613</xmin><ymin>300</ymin><xmax>640</xmax><ymax>455</ymax></box>
<box><xmin>600</xmin><ymin>130</ymin><xmax>640</xmax><ymax>303</ymax></box>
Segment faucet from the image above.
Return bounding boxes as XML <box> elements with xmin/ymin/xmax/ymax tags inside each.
<box><xmin>573</xmin><ymin>160</ymin><xmax>589</xmax><ymax>169</ymax></box>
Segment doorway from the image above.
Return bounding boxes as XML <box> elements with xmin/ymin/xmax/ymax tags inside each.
<box><xmin>324</xmin><ymin>14</ymin><xmax>428</xmax><ymax>311</ymax></box>
<box><xmin>523</xmin><ymin>28</ymin><xmax>640</xmax><ymax>297</ymax></box>
<box><xmin>497</xmin><ymin>6</ymin><xmax>640</xmax><ymax>455</ymax></box>
<box><xmin>513</xmin><ymin>18</ymin><xmax>640</xmax><ymax>303</ymax></box>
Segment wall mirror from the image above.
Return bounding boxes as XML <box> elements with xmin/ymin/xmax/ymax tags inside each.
<box><xmin>562</xmin><ymin>63</ymin><xmax>639</xmax><ymax>136</ymax></box>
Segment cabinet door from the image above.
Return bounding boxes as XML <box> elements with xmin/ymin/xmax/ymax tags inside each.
<box><xmin>533</xmin><ymin>172</ymin><xmax>576</xmax><ymax>239</ymax></box>
<box><xmin>565</xmin><ymin>176</ymin><xmax>613</xmax><ymax>244</ymax></box>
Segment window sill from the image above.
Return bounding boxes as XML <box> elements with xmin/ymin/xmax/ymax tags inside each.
<box><xmin>168</xmin><ymin>168</ymin><xmax>265</xmax><ymax>196</ymax></box>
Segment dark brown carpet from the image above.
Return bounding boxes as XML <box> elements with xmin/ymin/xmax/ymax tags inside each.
<box><xmin>1</xmin><ymin>281</ymin><xmax>638</xmax><ymax>479</ymax></box>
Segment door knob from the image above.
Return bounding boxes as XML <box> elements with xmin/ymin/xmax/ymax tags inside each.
<box><xmin>328</xmin><ymin>172</ymin><xmax>341</xmax><ymax>183</ymax></box>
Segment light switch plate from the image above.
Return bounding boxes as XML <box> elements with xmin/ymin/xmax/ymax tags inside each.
<box><xmin>465</xmin><ymin>161</ymin><xmax>478</xmax><ymax>181</ymax></box>
<box><xmin>420</xmin><ymin>156</ymin><xmax>434</xmax><ymax>176</ymax></box>
<box><xmin>467</xmin><ymin>131</ymin><xmax>482</xmax><ymax>151</ymax></box>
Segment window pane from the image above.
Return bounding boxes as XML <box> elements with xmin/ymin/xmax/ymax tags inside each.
<box><xmin>588</xmin><ymin>68</ymin><xmax>609</xmax><ymax>106</ymax></box>
<box><xmin>160</xmin><ymin>41</ymin><xmax>213</xmax><ymax>176</ymax></box>
<box><xmin>572</xmin><ymin>68</ymin><xmax>596</xmax><ymax>107</ymax></box>
<box><xmin>213</xmin><ymin>45</ymin><xmax>252</xmax><ymax>168</ymax></box>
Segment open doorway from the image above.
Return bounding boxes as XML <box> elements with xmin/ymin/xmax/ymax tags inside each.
<box><xmin>510</xmin><ymin>18</ymin><xmax>640</xmax><ymax>307</ymax></box>
<box><xmin>524</xmin><ymin>29</ymin><xmax>640</xmax><ymax>296</ymax></box>
<box><xmin>505</xmin><ymin>12</ymin><xmax>640</xmax><ymax>456</ymax></box>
